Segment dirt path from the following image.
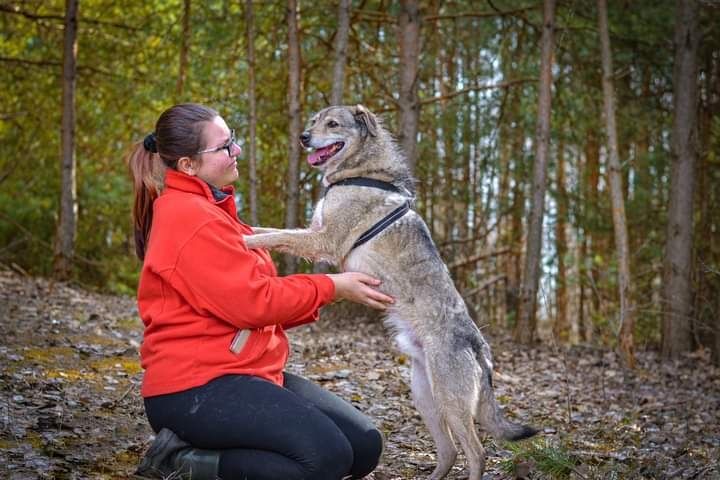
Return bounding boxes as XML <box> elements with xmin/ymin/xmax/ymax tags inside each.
<box><xmin>1</xmin><ymin>268</ymin><xmax>718</xmax><ymax>479</ymax></box>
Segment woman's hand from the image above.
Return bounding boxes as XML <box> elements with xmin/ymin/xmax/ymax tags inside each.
<box><xmin>327</xmin><ymin>272</ymin><xmax>394</xmax><ymax>311</ymax></box>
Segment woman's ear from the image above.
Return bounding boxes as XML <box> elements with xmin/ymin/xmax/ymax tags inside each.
<box><xmin>177</xmin><ymin>156</ymin><xmax>195</xmax><ymax>175</ymax></box>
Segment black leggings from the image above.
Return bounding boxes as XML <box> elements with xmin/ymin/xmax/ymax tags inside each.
<box><xmin>144</xmin><ymin>373</ymin><xmax>383</xmax><ymax>480</ymax></box>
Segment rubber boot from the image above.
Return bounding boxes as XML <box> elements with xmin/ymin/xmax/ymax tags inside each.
<box><xmin>135</xmin><ymin>428</ymin><xmax>221</xmax><ymax>479</ymax></box>
<box><xmin>173</xmin><ymin>447</ymin><xmax>221</xmax><ymax>479</ymax></box>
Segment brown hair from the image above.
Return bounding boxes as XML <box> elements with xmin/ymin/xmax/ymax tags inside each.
<box><xmin>127</xmin><ymin>103</ymin><xmax>218</xmax><ymax>260</ymax></box>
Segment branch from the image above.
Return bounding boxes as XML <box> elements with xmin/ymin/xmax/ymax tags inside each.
<box><xmin>351</xmin><ymin>9</ymin><xmax>395</xmax><ymax>23</ymax></box>
<box><xmin>449</xmin><ymin>248</ymin><xmax>512</xmax><ymax>270</ymax></box>
<box><xmin>0</xmin><ymin>4</ymin><xmax>139</xmax><ymax>30</ymax></box>
<box><xmin>438</xmin><ymin>206</ymin><xmax>514</xmax><ymax>249</ymax></box>
<box><xmin>0</xmin><ymin>212</ymin><xmax>104</xmax><ymax>267</ymax></box>
<box><xmin>375</xmin><ymin>78</ymin><xmax>535</xmax><ymax>113</ymax></box>
<box><xmin>0</xmin><ymin>56</ymin><xmax>121</xmax><ymax>78</ymax></box>
<box><xmin>422</xmin><ymin>78</ymin><xmax>536</xmax><ymax>106</ymax></box>
<box><xmin>425</xmin><ymin>4</ymin><xmax>540</xmax><ymax>22</ymax></box>
<box><xmin>462</xmin><ymin>274</ymin><xmax>507</xmax><ymax>299</ymax></box>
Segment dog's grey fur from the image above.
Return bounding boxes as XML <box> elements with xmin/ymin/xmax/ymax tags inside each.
<box><xmin>245</xmin><ymin>105</ymin><xmax>537</xmax><ymax>479</ymax></box>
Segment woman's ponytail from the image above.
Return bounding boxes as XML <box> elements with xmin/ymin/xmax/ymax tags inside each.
<box><xmin>127</xmin><ymin>141</ymin><xmax>165</xmax><ymax>260</ymax></box>
<box><xmin>127</xmin><ymin>104</ymin><xmax>218</xmax><ymax>261</ymax></box>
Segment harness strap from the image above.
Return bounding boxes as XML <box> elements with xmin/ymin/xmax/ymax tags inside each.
<box><xmin>351</xmin><ymin>201</ymin><xmax>411</xmax><ymax>250</ymax></box>
<box><xmin>323</xmin><ymin>177</ymin><xmax>412</xmax><ymax>252</ymax></box>
<box><xmin>324</xmin><ymin>177</ymin><xmax>403</xmax><ymax>196</ymax></box>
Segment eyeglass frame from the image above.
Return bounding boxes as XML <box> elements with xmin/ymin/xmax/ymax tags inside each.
<box><xmin>196</xmin><ymin>129</ymin><xmax>238</xmax><ymax>157</ymax></box>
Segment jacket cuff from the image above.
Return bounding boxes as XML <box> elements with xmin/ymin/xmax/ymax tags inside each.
<box><xmin>282</xmin><ymin>274</ymin><xmax>335</xmax><ymax>329</ymax></box>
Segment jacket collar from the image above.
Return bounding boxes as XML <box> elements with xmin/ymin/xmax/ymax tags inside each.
<box><xmin>163</xmin><ymin>169</ymin><xmax>237</xmax><ymax>214</ymax></box>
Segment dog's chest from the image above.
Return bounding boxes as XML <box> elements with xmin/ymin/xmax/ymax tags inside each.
<box><xmin>311</xmin><ymin>198</ymin><xmax>325</xmax><ymax>229</ymax></box>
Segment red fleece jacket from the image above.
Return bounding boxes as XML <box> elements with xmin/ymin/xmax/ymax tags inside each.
<box><xmin>137</xmin><ymin>170</ymin><xmax>335</xmax><ymax>397</ymax></box>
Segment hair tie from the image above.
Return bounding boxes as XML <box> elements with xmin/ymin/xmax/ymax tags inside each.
<box><xmin>143</xmin><ymin>133</ymin><xmax>158</xmax><ymax>153</ymax></box>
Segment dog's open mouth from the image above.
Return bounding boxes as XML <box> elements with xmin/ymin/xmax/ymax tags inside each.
<box><xmin>307</xmin><ymin>142</ymin><xmax>344</xmax><ymax>166</ymax></box>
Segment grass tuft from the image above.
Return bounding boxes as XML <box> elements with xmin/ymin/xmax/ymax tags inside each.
<box><xmin>499</xmin><ymin>438</ymin><xmax>578</xmax><ymax>478</ymax></box>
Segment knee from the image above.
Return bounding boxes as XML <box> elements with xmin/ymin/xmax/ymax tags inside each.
<box><xmin>349</xmin><ymin>427</ymin><xmax>384</xmax><ymax>479</ymax></box>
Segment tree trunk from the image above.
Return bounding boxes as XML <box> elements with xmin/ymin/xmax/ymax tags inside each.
<box><xmin>284</xmin><ymin>0</ymin><xmax>301</xmax><ymax>273</ymax></box>
<box><xmin>245</xmin><ymin>0</ymin><xmax>259</xmax><ymax>226</ymax></box>
<box><xmin>555</xmin><ymin>134</ymin><xmax>569</xmax><ymax>342</ymax></box>
<box><xmin>330</xmin><ymin>0</ymin><xmax>350</xmax><ymax>106</ymax></box>
<box><xmin>698</xmin><ymin>47</ymin><xmax>720</xmax><ymax>365</ymax></box>
<box><xmin>398</xmin><ymin>0</ymin><xmax>421</xmax><ymax>175</ymax></box>
<box><xmin>515</xmin><ymin>0</ymin><xmax>556</xmax><ymax>344</ymax></box>
<box><xmin>597</xmin><ymin>0</ymin><xmax>635</xmax><ymax>368</ymax></box>
<box><xmin>662</xmin><ymin>0</ymin><xmax>700</xmax><ymax>359</ymax></box>
<box><xmin>53</xmin><ymin>0</ymin><xmax>78</xmax><ymax>280</ymax></box>
<box><xmin>176</xmin><ymin>0</ymin><xmax>191</xmax><ymax>99</ymax></box>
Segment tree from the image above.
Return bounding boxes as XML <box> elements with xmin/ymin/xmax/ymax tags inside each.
<box><xmin>555</xmin><ymin>132</ymin><xmax>569</xmax><ymax>341</ymax></box>
<box><xmin>597</xmin><ymin>0</ymin><xmax>635</xmax><ymax>368</ymax></box>
<box><xmin>662</xmin><ymin>0</ymin><xmax>700</xmax><ymax>359</ymax></box>
<box><xmin>284</xmin><ymin>0</ymin><xmax>302</xmax><ymax>273</ymax></box>
<box><xmin>397</xmin><ymin>0</ymin><xmax>421</xmax><ymax>174</ymax></box>
<box><xmin>515</xmin><ymin>0</ymin><xmax>556</xmax><ymax>344</ymax></box>
<box><xmin>331</xmin><ymin>0</ymin><xmax>350</xmax><ymax>106</ymax></box>
<box><xmin>245</xmin><ymin>0</ymin><xmax>259</xmax><ymax>226</ymax></box>
<box><xmin>176</xmin><ymin>0</ymin><xmax>191</xmax><ymax>99</ymax></box>
<box><xmin>53</xmin><ymin>0</ymin><xmax>79</xmax><ymax>280</ymax></box>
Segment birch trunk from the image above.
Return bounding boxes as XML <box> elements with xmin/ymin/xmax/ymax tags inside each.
<box><xmin>398</xmin><ymin>0</ymin><xmax>420</xmax><ymax>175</ymax></box>
<box><xmin>662</xmin><ymin>0</ymin><xmax>700</xmax><ymax>359</ymax></box>
<box><xmin>53</xmin><ymin>0</ymin><xmax>78</xmax><ymax>280</ymax></box>
<box><xmin>597</xmin><ymin>0</ymin><xmax>635</xmax><ymax>368</ymax></box>
<box><xmin>284</xmin><ymin>0</ymin><xmax>301</xmax><ymax>273</ymax></box>
<box><xmin>515</xmin><ymin>0</ymin><xmax>556</xmax><ymax>344</ymax></box>
<box><xmin>245</xmin><ymin>0</ymin><xmax>259</xmax><ymax>226</ymax></box>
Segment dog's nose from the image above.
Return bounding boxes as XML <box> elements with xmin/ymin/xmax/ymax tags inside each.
<box><xmin>299</xmin><ymin>131</ymin><xmax>311</xmax><ymax>147</ymax></box>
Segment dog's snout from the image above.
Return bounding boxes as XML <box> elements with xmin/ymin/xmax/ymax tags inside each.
<box><xmin>299</xmin><ymin>131</ymin><xmax>311</xmax><ymax>147</ymax></box>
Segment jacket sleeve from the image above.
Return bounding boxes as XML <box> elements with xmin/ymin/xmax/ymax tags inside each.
<box><xmin>169</xmin><ymin>219</ymin><xmax>335</xmax><ymax>329</ymax></box>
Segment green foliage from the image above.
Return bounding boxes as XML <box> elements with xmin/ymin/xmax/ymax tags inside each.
<box><xmin>0</xmin><ymin>0</ymin><xmax>718</xmax><ymax>358</ymax></box>
<box><xmin>499</xmin><ymin>438</ymin><xmax>578</xmax><ymax>479</ymax></box>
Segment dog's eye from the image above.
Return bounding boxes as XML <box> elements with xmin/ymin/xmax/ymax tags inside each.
<box><xmin>326</xmin><ymin>120</ymin><xmax>339</xmax><ymax>128</ymax></box>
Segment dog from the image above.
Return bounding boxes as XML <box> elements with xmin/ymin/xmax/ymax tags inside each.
<box><xmin>244</xmin><ymin>105</ymin><xmax>537</xmax><ymax>479</ymax></box>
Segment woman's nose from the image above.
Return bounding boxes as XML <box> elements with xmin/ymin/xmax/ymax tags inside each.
<box><xmin>231</xmin><ymin>142</ymin><xmax>242</xmax><ymax>157</ymax></box>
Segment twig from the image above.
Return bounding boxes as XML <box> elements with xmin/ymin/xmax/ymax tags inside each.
<box><xmin>462</xmin><ymin>275</ymin><xmax>507</xmax><ymax>299</ymax></box>
<box><xmin>449</xmin><ymin>248</ymin><xmax>511</xmax><ymax>269</ymax></box>
<box><xmin>110</xmin><ymin>383</ymin><xmax>136</xmax><ymax>409</ymax></box>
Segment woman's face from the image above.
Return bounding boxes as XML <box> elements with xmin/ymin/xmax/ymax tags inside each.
<box><xmin>194</xmin><ymin>116</ymin><xmax>241</xmax><ymax>187</ymax></box>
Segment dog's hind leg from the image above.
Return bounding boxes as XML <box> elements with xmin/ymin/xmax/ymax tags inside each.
<box><xmin>410</xmin><ymin>358</ymin><xmax>457</xmax><ymax>480</ymax></box>
<box><xmin>444</xmin><ymin>408</ymin><xmax>485</xmax><ymax>480</ymax></box>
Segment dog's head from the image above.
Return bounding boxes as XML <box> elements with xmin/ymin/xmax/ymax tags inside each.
<box><xmin>300</xmin><ymin>104</ymin><xmax>379</xmax><ymax>175</ymax></box>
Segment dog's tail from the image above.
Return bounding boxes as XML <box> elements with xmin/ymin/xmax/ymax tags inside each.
<box><xmin>476</xmin><ymin>376</ymin><xmax>539</xmax><ymax>441</ymax></box>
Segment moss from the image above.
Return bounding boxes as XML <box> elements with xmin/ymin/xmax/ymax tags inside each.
<box><xmin>0</xmin><ymin>439</ymin><xmax>16</xmax><ymax>449</ymax></box>
<box><xmin>44</xmin><ymin>369</ymin><xmax>94</xmax><ymax>381</ymax></box>
<box><xmin>89</xmin><ymin>357</ymin><xmax>142</xmax><ymax>376</ymax></box>
<box><xmin>114</xmin><ymin>316</ymin><xmax>141</xmax><ymax>333</ymax></box>
<box><xmin>24</xmin><ymin>346</ymin><xmax>77</xmax><ymax>365</ymax></box>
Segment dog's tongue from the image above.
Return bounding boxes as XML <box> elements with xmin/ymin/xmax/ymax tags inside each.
<box><xmin>308</xmin><ymin>145</ymin><xmax>334</xmax><ymax>165</ymax></box>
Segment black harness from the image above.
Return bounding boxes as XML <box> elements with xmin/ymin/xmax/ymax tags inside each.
<box><xmin>324</xmin><ymin>177</ymin><xmax>412</xmax><ymax>251</ymax></box>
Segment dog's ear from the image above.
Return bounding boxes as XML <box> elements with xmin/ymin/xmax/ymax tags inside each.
<box><xmin>354</xmin><ymin>104</ymin><xmax>378</xmax><ymax>137</ymax></box>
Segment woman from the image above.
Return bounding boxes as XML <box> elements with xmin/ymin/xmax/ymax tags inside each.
<box><xmin>128</xmin><ymin>103</ymin><xmax>392</xmax><ymax>480</ymax></box>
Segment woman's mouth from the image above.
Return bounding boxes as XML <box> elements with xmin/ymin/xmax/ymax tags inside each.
<box><xmin>307</xmin><ymin>142</ymin><xmax>344</xmax><ymax>166</ymax></box>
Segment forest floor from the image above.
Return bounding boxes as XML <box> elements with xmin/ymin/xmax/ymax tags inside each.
<box><xmin>0</xmin><ymin>266</ymin><xmax>719</xmax><ymax>480</ymax></box>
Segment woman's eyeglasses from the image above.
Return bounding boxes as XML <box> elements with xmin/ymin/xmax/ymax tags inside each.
<box><xmin>197</xmin><ymin>129</ymin><xmax>238</xmax><ymax>157</ymax></box>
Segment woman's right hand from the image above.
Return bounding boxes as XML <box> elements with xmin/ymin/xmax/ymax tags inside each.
<box><xmin>327</xmin><ymin>272</ymin><xmax>395</xmax><ymax>311</ymax></box>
